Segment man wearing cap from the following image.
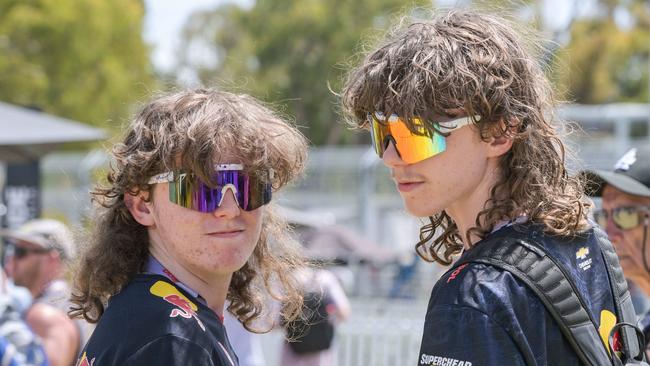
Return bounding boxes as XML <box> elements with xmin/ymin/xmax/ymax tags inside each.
<box><xmin>3</xmin><ymin>219</ymin><xmax>81</xmax><ymax>366</ymax></box>
<box><xmin>4</xmin><ymin>219</ymin><xmax>75</xmax><ymax>308</ymax></box>
<box><xmin>582</xmin><ymin>146</ymin><xmax>650</xmax><ymax>352</ymax></box>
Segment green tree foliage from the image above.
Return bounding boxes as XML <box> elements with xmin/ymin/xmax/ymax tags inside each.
<box><xmin>553</xmin><ymin>0</ymin><xmax>650</xmax><ymax>103</ymax></box>
<box><xmin>178</xmin><ymin>0</ymin><xmax>429</xmax><ymax>145</ymax></box>
<box><xmin>0</xmin><ymin>0</ymin><xmax>154</xmax><ymax>130</ymax></box>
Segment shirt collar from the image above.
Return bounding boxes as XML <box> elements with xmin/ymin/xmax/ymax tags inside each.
<box><xmin>145</xmin><ymin>255</ymin><xmax>203</xmax><ymax>303</ymax></box>
<box><xmin>491</xmin><ymin>215</ymin><xmax>528</xmax><ymax>234</ymax></box>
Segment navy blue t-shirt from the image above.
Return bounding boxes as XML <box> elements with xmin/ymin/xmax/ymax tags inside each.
<box><xmin>77</xmin><ymin>274</ymin><xmax>238</xmax><ymax>366</ymax></box>
<box><xmin>418</xmin><ymin>224</ymin><xmax>617</xmax><ymax>366</ymax></box>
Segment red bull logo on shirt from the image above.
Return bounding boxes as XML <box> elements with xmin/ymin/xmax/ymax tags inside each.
<box><xmin>76</xmin><ymin>352</ymin><xmax>95</xmax><ymax>366</ymax></box>
<box><xmin>150</xmin><ymin>280</ymin><xmax>206</xmax><ymax>331</ymax></box>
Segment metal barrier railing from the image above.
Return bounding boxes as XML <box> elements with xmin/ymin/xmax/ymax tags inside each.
<box><xmin>258</xmin><ymin>298</ymin><xmax>428</xmax><ymax>366</ymax></box>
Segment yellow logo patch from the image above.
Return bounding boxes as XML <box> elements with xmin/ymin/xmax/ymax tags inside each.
<box><xmin>150</xmin><ymin>281</ymin><xmax>198</xmax><ymax>311</ymax></box>
<box><xmin>149</xmin><ymin>280</ymin><xmax>205</xmax><ymax>331</ymax></box>
<box><xmin>576</xmin><ymin>247</ymin><xmax>589</xmax><ymax>260</ymax></box>
<box><xmin>599</xmin><ymin>310</ymin><xmax>617</xmax><ymax>354</ymax></box>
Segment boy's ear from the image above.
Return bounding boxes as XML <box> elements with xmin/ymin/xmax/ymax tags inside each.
<box><xmin>487</xmin><ymin>134</ymin><xmax>514</xmax><ymax>158</ymax></box>
<box><xmin>124</xmin><ymin>190</ymin><xmax>155</xmax><ymax>226</ymax></box>
<box><xmin>486</xmin><ymin>119</ymin><xmax>515</xmax><ymax>158</ymax></box>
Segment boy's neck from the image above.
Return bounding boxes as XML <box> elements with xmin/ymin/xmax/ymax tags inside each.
<box><xmin>148</xmin><ymin>244</ymin><xmax>231</xmax><ymax>317</ymax></box>
<box><xmin>446</xmin><ymin>160</ymin><xmax>503</xmax><ymax>249</ymax></box>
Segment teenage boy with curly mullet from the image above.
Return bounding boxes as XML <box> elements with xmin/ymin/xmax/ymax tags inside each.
<box><xmin>70</xmin><ymin>88</ymin><xmax>308</xmax><ymax>365</ymax></box>
<box><xmin>342</xmin><ymin>9</ymin><xmax>640</xmax><ymax>365</ymax></box>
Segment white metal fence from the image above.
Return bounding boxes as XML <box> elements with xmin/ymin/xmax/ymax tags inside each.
<box><xmin>257</xmin><ymin>298</ymin><xmax>428</xmax><ymax>366</ymax></box>
<box><xmin>337</xmin><ymin>299</ymin><xmax>426</xmax><ymax>366</ymax></box>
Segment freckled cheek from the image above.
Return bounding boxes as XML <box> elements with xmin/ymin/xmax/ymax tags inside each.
<box><xmin>182</xmin><ymin>245</ymin><xmax>230</xmax><ymax>270</ymax></box>
<box><xmin>196</xmin><ymin>236</ymin><xmax>258</xmax><ymax>266</ymax></box>
<box><xmin>184</xmin><ymin>246</ymin><xmax>210</xmax><ymax>262</ymax></box>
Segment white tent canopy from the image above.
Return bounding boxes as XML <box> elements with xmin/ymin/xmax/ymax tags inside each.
<box><xmin>0</xmin><ymin>101</ymin><xmax>105</xmax><ymax>161</ymax></box>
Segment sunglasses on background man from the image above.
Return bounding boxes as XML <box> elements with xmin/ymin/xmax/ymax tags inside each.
<box><xmin>593</xmin><ymin>206</ymin><xmax>650</xmax><ymax>231</ymax></box>
<box><xmin>4</xmin><ymin>243</ymin><xmax>51</xmax><ymax>259</ymax></box>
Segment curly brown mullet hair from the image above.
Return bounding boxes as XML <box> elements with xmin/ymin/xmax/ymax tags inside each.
<box><xmin>342</xmin><ymin>9</ymin><xmax>590</xmax><ymax>265</ymax></box>
<box><xmin>70</xmin><ymin>88</ymin><xmax>309</xmax><ymax>332</ymax></box>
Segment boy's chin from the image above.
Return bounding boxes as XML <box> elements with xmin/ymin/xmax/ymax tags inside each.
<box><xmin>403</xmin><ymin>203</ymin><xmax>443</xmax><ymax>218</ymax></box>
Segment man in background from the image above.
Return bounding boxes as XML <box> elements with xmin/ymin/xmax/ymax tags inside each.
<box><xmin>3</xmin><ymin>219</ymin><xmax>81</xmax><ymax>366</ymax></box>
<box><xmin>582</xmin><ymin>146</ymin><xmax>650</xmax><ymax>352</ymax></box>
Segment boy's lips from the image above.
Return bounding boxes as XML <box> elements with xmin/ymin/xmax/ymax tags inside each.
<box><xmin>206</xmin><ymin>228</ymin><xmax>245</xmax><ymax>237</ymax></box>
<box><xmin>396</xmin><ymin>180</ymin><xmax>424</xmax><ymax>192</ymax></box>
<box><xmin>392</xmin><ymin>170</ymin><xmax>426</xmax><ymax>193</ymax></box>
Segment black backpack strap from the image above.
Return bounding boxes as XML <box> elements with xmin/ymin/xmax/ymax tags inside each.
<box><xmin>593</xmin><ymin>226</ymin><xmax>646</xmax><ymax>364</ymax></box>
<box><xmin>454</xmin><ymin>236</ymin><xmax>611</xmax><ymax>365</ymax></box>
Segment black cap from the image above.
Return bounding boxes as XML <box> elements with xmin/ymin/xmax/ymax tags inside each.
<box><xmin>581</xmin><ymin>146</ymin><xmax>650</xmax><ymax>198</ymax></box>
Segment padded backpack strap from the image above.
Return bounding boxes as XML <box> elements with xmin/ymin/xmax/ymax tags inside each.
<box><xmin>454</xmin><ymin>236</ymin><xmax>611</xmax><ymax>365</ymax></box>
<box><xmin>593</xmin><ymin>226</ymin><xmax>647</xmax><ymax>364</ymax></box>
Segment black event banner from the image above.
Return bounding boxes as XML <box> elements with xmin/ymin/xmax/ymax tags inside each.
<box><xmin>3</xmin><ymin>161</ymin><xmax>40</xmax><ymax>229</ymax></box>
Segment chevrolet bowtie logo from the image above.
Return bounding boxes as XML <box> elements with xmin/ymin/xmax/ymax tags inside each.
<box><xmin>576</xmin><ymin>247</ymin><xmax>589</xmax><ymax>260</ymax></box>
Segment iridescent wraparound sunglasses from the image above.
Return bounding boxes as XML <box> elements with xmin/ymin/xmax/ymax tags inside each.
<box><xmin>367</xmin><ymin>112</ymin><xmax>479</xmax><ymax>164</ymax></box>
<box><xmin>147</xmin><ymin>164</ymin><xmax>273</xmax><ymax>212</ymax></box>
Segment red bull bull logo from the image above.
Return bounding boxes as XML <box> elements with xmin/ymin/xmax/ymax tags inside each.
<box><xmin>76</xmin><ymin>352</ymin><xmax>95</xmax><ymax>366</ymax></box>
<box><xmin>150</xmin><ymin>281</ymin><xmax>206</xmax><ymax>331</ymax></box>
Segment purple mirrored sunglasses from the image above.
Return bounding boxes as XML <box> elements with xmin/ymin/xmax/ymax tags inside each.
<box><xmin>148</xmin><ymin>164</ymin><xmax>273</xmax><ymax>212</ymax></box>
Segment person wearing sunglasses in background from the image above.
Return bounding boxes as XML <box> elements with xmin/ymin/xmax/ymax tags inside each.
<box><xmin>70</xmin><ymin>88</ymin><xmax>309</xmax><ymax>365</ymax></box>
<box><xmin>2</xmin><ymin>219</ymin><xmax>83</xmax><ymax>366</ymax></box>
<box><xmin>342</xmin><ymin>8</ymin><xmax>639</xmax><ymax>365</ymax></box>
<box><xmin>582</xmin><ymin>146</ymin><xmax>650</xmax><ymax>354</ymax></box>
